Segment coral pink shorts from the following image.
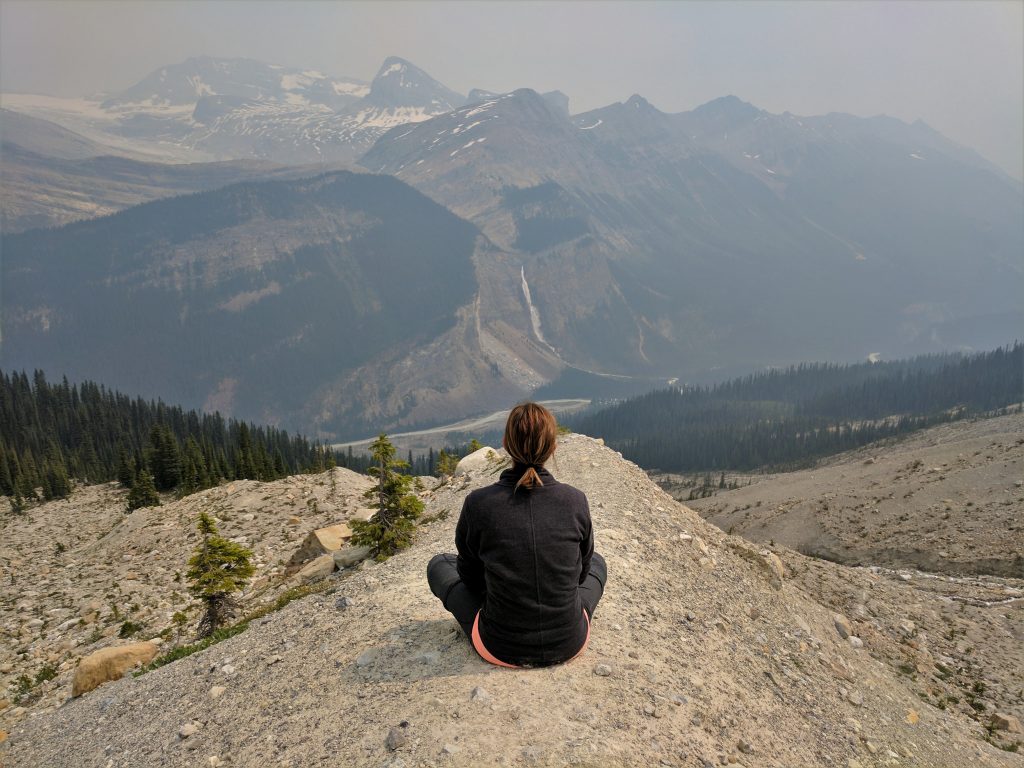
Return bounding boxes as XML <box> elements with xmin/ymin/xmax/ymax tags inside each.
<box><xmin>471</xmin><ymin>609</ymin><xmax>591</xmax><ymax>669</ymax></box>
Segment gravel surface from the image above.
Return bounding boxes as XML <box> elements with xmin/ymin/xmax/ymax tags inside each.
<box><xmin>3</xmin><ymin>434</ymin><xmax>1021</xmax><ymax>767</ymax></box>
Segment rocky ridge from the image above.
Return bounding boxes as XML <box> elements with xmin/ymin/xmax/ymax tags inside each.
<box><xmin>0</xmin><ymin>467</ymin><xmax>373</xmax><ymax>719</ymax></box>
<box><xmin>686</xmin><ymin>412</ymin><xmax>1024</xmax><ymax>578</ymax></box>
<box><xmin>3</xmin><ymin>434</ymin><xmax>1021</xmax><ymax>766</ymax></box>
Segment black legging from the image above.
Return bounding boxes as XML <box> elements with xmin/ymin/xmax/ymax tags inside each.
<box><xmin>427</xmin><ymin>551</ymin><xmax>607</xmax><ymax>640</ymax></box>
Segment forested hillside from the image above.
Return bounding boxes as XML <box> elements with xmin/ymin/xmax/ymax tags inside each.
<box><xmin>571</xmin><ymin>343</ymin><xmax>1023</xmax><ymax>472</ymax></box>
<box><xmin>0</xmin><ymin>370</ymin><xmax>369</xmax><ymax>506</ymax></box>
<box><xmin>1</xmin><ymin>171</ymin><xmax>483</xmax><ymax>438</ymax></box>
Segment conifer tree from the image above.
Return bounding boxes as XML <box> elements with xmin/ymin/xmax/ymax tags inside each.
<box><xmin>126</xmin><ymin>471</ymin><xmax>160</xmax><ymax>511</ymax></box>
<box><xmin>116</xmin><ymin>447</ymin><xmax>136</xmax><ymax>488</ymax></box>
<box><xmin>186</xmin><ymin>512</ymin><xmax>254</xmax><ymax>638</ymax></box>
<box><xmin>350</xmin><ymin>434</ymin><xmax>424</xmax><ymax>561</ymax></box>
<box><xmin>435</xmin><ymin>449</ymin><xmax>458</xmax><ymax>478</ymax></box>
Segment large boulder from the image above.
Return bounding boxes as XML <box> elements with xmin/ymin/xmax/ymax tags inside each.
<box><xmin>71</xmin><ymin>642</ymin><xmax>158</xmax><ymax>697</ymax></box>
<box><xmin>287</xmin><ymin>523</ymin><xmax>353</xmax><ymax>567</ymax></box>
<box><xmin>454</xmin><ymin>446</ymin><xmax>501</xmax><ymax>477</ymax></box>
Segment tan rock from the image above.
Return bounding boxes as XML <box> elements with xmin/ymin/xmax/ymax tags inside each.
<box><xmin>762</xmin><ymin>551</ymin><xmax>785</xmax><ymax>582</ymax></box>
<box><xmin>287</xmin><ymin>523</ymin><xmax>353</xmax><ymax>566</ymax></box>
<box><xmin>295</xmin><ymin>554</ymin><xmax>335</xmax><ymax>584</ymax></box>
<box><xmin>833</xmin><ymin>614</ymin><xmax>853</xmax><ymax>639</ymax></box>
<box><xmin>0</xmin><ymin>697</ymin><xmax>9</xmax><ymax>711</ymax></box>
<box><xmin>991</xmin><ymin>712</ymin><xmax>1022</xmax><ymax>733</ymax></box>
<box><xmin>71</xmin><ymin>642</ymin><xmax>158</xmax><ymax>697</ymax></box>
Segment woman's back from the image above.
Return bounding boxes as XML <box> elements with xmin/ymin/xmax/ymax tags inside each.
<box><xmin>427</xmin><ymin>401</ymin><xmax>606</xmax><ymax>668</ymax></box>
<box><xmin>456</xmin><ymin>464</ymin><xmax>593</xmax><ymax>665</ymax></box>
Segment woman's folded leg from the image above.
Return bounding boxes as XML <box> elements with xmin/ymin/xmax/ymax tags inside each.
<box><xmin>427</xmin><ymin>553</ymin><xmax>483</xmax><ymax>638</ymax></box>
<box><xmin>579</xmin><ymin>552</ymin><xmax>607</xmax><ymax>619</ymax></box>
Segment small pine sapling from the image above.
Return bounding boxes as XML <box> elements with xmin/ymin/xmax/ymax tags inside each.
<box><xmin>186</xmin><ymin>512</ymin><xmax>254</xmax><ymax>637</ymax></box>
<box><xmin>350</xmin><ymin>434</ymin><xmax>424</xmax><ymax>561</ymax></box>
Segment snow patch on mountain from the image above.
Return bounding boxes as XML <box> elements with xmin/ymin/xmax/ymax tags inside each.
<box><xmin>4</xmin><ymin>56</ymin><xmax>462</xmax><ymax>164</ymax></box>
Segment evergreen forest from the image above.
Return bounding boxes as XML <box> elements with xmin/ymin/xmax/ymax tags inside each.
<box><xmin>570</xmin><ymin>343</ymin><xmax>1023</xmax><ymax>473</ymax></box>
<box><xmin>0</xmin><ymin>370</ymin><xmax>373</xmax><ymax>506</ymax></box>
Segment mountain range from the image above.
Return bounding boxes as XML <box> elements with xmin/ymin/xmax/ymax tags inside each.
<box><xmin>2</xmin><ymin>56</ymin><xmax>465</xmax><ymax>166</ymax></box>
<box><xmin>1</xmin><ymin>56</ymin><xmax>1021</xmax><ymax>438</ymax></box>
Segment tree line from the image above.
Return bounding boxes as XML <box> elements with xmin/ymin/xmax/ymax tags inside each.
<box><xmin>0</xmin><ymin>369</ymin><xmax>373</xmax><ymax>507</ymax></box>
<box><xmin>570</xmin><ymin>343</ymin><xmax>1022</xmax><ymax>473</ymax></box>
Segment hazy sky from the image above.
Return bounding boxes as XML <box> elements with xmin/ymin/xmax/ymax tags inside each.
<box><xmin>2</xmin><ymin>0</ymin><xmax>1022</xmax><ymax>178</ymax></box>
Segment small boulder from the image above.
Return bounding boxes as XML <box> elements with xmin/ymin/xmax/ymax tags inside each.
<box><xmin>991</xmin><ymin>712</ymin><xmax>1022</xmax><ymax>733</ymax></box>
<box><xmin>333</xmin><ymin>545</ymin><xmax>373</xmax><ymax>569</ymax></box>
<box><xmin>833</xmin><ymin>614</ymin><xmax>853</xmax><ymax>640</ymax></box>
<box><xmin>71</xmin><ymin>642</ymin><xmax>158</xmax><ymax>697</ymax></box>
<box><xmin>296</xmin><ymin>554</ymin><xmax>335</xmax><ymax>584</ymax></box>
<box><xmin>470</xmin><ymin>686</ymin><xmax>491</xmax><ymax>702</ymax></box>
<box><xmin>385</xmin><ymin>725</ymin><xmax>408</xmax><ymax>751</ymax></box>
<box><xmin>762</xmin><ymin>551</ymin><xmax>785</xmax><ymax>584</ymax></box>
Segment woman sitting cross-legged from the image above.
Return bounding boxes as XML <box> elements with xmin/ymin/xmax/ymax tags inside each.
<box><xmin>427</xmin><ymin>401</ymin><xmax>607</xmax><ymax>668</ymax></box>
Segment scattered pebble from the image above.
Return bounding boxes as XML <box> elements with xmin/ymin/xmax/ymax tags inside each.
<box><xmin>593</xmin><ymin>664</ymin><xmax>613</xmax><ymax>677</ymax></box>
<box><xmin>385</xmin><ymin>725</ymin><xmax>408</xmax><ymax>751</ymax></box>
<box><xmin>470</xmin><ymin>686</ymin><xmax>490</xmax><ymax>702</ymax></box>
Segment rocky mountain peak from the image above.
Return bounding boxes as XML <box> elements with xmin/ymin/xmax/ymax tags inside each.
<box><xmin>366</xmin><ymin>56</ymin><xmax>465</xmax><ymax>111</ymax></box>
<box><xmin>625</xmin><ymin>93</ymin><xmax>653</xmax><ymax>110</ymax></box>
<box><xmin>466</xmin><ymin>87</ymin><xmax>500</xmax><ymax>103</ymax></box>
<box><xmin>686</xmin><ymin>94</ymin><xmax>762</xmax><ymax>131</ymax></box>
<box><xmin>541</xmin><ymin>89</ymin><xmax>571</xmax><ymax>117</ymax></box>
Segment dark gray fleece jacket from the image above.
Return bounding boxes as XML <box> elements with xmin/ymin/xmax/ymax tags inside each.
<box><xmin>455</xmin><ymin>463</ymin><xmax>593</xmax><ymax>665</ymax></box>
